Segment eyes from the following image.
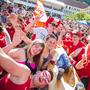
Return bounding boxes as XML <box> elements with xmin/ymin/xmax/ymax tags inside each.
<box><xmin>33</xmin><ymin>44</ymin><xmax>43</xmax><ymax>51</ymax></box>
<box><xmin>47</xmin><ymin>40</ymin><xmax>56</xmax><ymax>45</ymax></box>
<box><xmin>49</xmin><ymin>22</ymin><xmax>58</xmax><ymax>28</ymax></box>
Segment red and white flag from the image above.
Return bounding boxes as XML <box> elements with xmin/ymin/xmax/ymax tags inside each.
<box><xmin>33</xmin><ymin>0</ymin><xmax>47</xmax><ymax>27</ymax></box>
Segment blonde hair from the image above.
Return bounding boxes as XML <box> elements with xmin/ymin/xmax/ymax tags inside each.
<box><xmin>27</xmin><ymin>39</ymin><xmax>45</xmax><ymax>66</ymax></box>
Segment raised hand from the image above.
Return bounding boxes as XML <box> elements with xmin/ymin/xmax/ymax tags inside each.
<box><xmin>12</xmin><ymin>25</ymin><xmax>22</xmax><ymax>47</ymax></box>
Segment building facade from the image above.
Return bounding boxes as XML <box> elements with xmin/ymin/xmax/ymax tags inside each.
<box><xmin>4</xmin><ymin>0</ymin><xmax>89</xmax><ymax>18</ymax></box>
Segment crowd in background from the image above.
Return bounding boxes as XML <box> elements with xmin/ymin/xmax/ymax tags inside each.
<box><xmin>0</xmin><ymin>1</ymin><xmax>90</xmax><ymax>90</ymax></box>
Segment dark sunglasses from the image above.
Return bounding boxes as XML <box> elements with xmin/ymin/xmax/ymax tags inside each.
<box><xmin>50</xmin><ymin>23</ymin><xmax>58</xmax><ymax>27</ymax></box>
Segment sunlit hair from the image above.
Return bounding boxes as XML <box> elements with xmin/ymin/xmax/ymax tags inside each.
<box><xmin>27</xmin><ymin>39</ymin><xmax>45</xmax><ymax>66</ymax></box>
<box><xmin>0</xmin><ymin>22</ymin><xmax>3</xmax><ymax>33</ymax></box>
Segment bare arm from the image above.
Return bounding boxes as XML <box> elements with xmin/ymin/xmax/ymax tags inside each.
<box><xmin>69</xmin><ymin>48</ymin><xmax>83</xmax><ymax>58</ymax></box>
<box><xmin>75</xmin><ymin>54</ymin><xmax>86</xmax><ymax>70</ymax></box>
<box><xmin>7</xmin><ymin>48</ymin><xmax>26</xmax><ymax>62</ymax></box>
<box><xmin>20</xmin><ymin>30</ymin><xmax>32</xmax><ymax>45</ymax></box>
<box><xmin>0</xmin><ymin>48</ymin><xmax>30</xmax><ymax>77</ymax></box>
<box><xmin>2</xmin><ymin>26</ymin><xmax>21</xmax><ymax>54</ymax></box>
<box><xmin>25</xmin><ymin>16</ymin><xmax>40</xmax><ymax>32</ymax></box>
<box><xmin>57</xmin><ymin>30</ymin><xmax>66</xmax><ymax>46</ymax></box>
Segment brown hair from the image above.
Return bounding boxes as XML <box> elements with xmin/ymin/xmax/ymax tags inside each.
<box><xmin>27</xmin><ymin>39</ymin><xmax>45</xmax><ymax>66</ymax></box>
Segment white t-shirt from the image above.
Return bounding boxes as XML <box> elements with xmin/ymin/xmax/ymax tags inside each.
<box><xmin>33</xmin><ymin>27</ymin><xmax>48</xmax><ymax>40</ymax></box>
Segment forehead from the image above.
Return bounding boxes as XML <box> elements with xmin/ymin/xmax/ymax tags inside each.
<box><xmin>51</xmin><ymin>21</ymin><xmax>57</xmax><ymax>24</ymax></box>
<box><xmin>33</xmin><ymin>43</ymin><xmax>43</xmax><ymax>46</ymax></box>
<box><xmin>32</xmin><ymin>44</ymin><xmax>43</xmax><ymax>49</ymax></box>
<box><xmin>72</xmin><ymin>34</ymin><xmax>79</xmax><ymax>38</ymax></box>
<box><xmin>47</xmin><ymin>38</ymin><xmax>57</xmax><ymax>44</ymax></box>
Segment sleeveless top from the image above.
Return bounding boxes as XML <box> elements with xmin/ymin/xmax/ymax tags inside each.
<box><xmin>19</xmin><ymin>61</ymin><xmax>37</xmax><ymax>75</ymax></box>
<box><xmin>41</xmin><ymin>50</ymin><xmax>52</xmax><ymax>70</ymax></box>
<box><xmin>43</xmin><ymin>50</ymin><xmax>51</xmax><ymax>64</ymax></box>
<box><xmin>0</xmin><ymin>74</ymin><xmax>30</xmax><ymax>90</ymax></box>
<box><xmin>18</xmin><ymin>49</ymin><xmax>37</xmax><ymax>75</ymax></box>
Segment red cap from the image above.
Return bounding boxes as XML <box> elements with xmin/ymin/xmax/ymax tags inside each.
<box><xmin>45</xmin><ymin>17</ymin><xmax>54</xmax><ymax>27</ymax></box>
<box><xmin>72</xmin><ymin>31</ymin><xmax>82</xmax><ymax>38</ymax></box>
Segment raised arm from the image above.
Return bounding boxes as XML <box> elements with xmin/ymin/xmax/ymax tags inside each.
<box><xmin>75</xmin><ymin>54</ymin><xmax>86</xmax><ymax>70</ymax></box>
<box><xmin>57</xmin><ymin>29</ymin><xmax>66</xmax><ymax>46</ymax></box>
<box><xmin>2</xmin><ymin>25</ymin><xmax>22</xmax><ymax>53</ymax></box>
<box><xmin>0</xmin><ymin>48</ymin><xmax>30</xmax><ymax>77</ymax></box>
<box><xmin>25</xmin><ymin>16</ymin><xmax>40</xmax><ymax>33</ymax></box>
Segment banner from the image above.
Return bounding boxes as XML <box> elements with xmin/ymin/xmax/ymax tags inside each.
<box><xmin>33</xmin><ymin>0</ymin><xmax>47</xmax><ymax>27</ymax></box>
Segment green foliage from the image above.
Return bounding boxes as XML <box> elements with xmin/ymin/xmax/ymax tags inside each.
<box><xmin>65</xmin><ymin>12</ymin><xmax>90</xmax><ymax>21</ymax></box>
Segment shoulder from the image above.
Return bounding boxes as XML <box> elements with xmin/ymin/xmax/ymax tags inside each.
<box><xmin>8</xmin><ymin>48</ymin><xmax>25</xmax><ymax>58</ymax></box>
<box><xmin>8</xmin><ymin>48</ymin><xmax>24</xmax><ymax>54</ymax></box>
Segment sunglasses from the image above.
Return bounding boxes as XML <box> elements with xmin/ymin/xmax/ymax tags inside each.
<box><xmin>50</xmin><ymin>23</ymin><xmax>58</xmax><ymax>27</ymax></box>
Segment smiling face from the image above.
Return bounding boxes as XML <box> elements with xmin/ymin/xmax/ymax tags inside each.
<box><xmin>30</xmin><ymin>43</ymin><xmax>44</xmax><ymax>56</ymax></box>
<box><xmin>32</xmin><ymin>70</ymin><xmax>51</xmax><ymax>88</ymax></box>
<box><xmin>46</xmin><ymin>35</ymin><xmax>57</xmax><ymax>49</ymax></box>
<box><xmin>72</xmin><ymin>34</ymin><xmax>80</xmax><ymax>43</ymax></box>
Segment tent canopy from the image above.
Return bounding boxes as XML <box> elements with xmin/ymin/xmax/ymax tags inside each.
<box><xmin>78</xmin><ymin>21</ymin><xmax>90</xmax><ymax>26</ymax></box>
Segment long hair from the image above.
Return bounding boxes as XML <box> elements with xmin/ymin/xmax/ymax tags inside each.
<box><xmin>27</xmin><ymin>39</ymin><xmax>45</xmax><ymax>66</ymax></box>
<box><xmin>0</xmin><ymin>22</ymin><xmax>3</xmax><ymax>33</ymax></box>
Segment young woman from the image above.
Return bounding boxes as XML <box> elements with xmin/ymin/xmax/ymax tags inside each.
<box><xmin>41</xmin><ymin>34</ymin><xmax>57</xmax><ymax>70</ymax></box>
<box><xmin>0</xmin><ymin>47</ymin><xmax>53</xmax><ymax>90</ymax></box>
<box><xmin>2</xmin><ymin>39</ymin><xmax>45</xmax><ymax>75</ymax></box>
<box><xmin>0</xmin><ymin>14</ymin><xmax>45</xmax><ymax>75</ymax></box>
<box><xmin>41</xmin><ymin>29</ymin><xmax>66</xmax><ymax>70</ymax></box>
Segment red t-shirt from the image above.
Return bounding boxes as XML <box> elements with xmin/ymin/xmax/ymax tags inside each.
<box><xmin>64</xmin><ymin>40</ymin><xmax>86</xmax><ymax>78</ymax></box>
<box><xmin>86</xmin><ymin>42</ymin><xmax>90</xmax><ymax>60</ymax></box>
<box><xmin>68</xmin><ymin>41</ymin><xmax>85</xmax><ymax>55</ymax></box>
<box><xmin>0</xmin><ymin>32</ymin><xmax>7</xmax><ymax>48</ymax></box>
<box><xmin>0</xmin><ymin>74</ymin><xmax>30</xmax><ymax>90</ymax></box>
<box><xmin>62</xmin><ymin>32</ymin><xmax>73</xmax><ymax>53</ymax></box>
<box><xmin>83</xmin><ymin>43</ymin><xmax>90</xmax><ymax>90</ymax></box>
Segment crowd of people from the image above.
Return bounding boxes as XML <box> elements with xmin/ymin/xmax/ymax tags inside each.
<box><xmin>0</xmin><ymin>1</ymin><xmax>90</xmax><ymax>90</ymax></box>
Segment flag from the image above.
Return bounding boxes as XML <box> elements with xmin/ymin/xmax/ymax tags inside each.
<box><xmin>33</xmin><ymin>0</ymin><xmax>47</xmax><ymax>27</ymax></box>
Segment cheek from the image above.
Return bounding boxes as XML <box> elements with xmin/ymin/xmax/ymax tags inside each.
<box><xmin>40</xmin><ymin>81</ymin><xmax>46</xmax><ymax>87</ymax></box>
<box><xmin>72</xmin><ymin>38</ymin><xmax>75</xmax><ymax>41</ymax></box>
<box><xmin>36</xmin><ymin>50</ymin><xmax>41</xmax><ymax>55</ymax></box>
<box><xmin>30</xmin><ymin>48</ymin><xmax>34</xmax><ymax>55</ymax></box>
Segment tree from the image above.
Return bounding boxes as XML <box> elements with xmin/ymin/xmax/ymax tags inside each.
<box><xmin>65</xmin><ymin>12</ymin><xmax>90</xmax><ymax>21</ymax></box>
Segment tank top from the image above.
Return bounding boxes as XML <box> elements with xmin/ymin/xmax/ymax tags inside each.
<box><xmin>19</xmin><ymin>60</ymin><xmax>37</xmax><ymax>75</ymax></box>
<box><xmin>0</xmin><ymin>74</ymin><xmax>30</xmax><ymax>90</ymax></box>
<box><xmin>43</xmin><ymin>50</ymin><xmax>52</xmax><ymax>64</ymax></box>
<box><xmin>25</xmin><ymin>49</ymin><xmax>37</xmax><ymax>74</ymax></box>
